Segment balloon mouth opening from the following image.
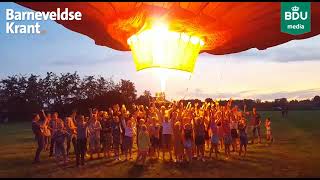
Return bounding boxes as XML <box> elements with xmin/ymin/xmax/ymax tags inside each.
<box><xmin>127</xmin><ymin>22</ymin><xmax>205</xmax><ymax>74</ymax></box>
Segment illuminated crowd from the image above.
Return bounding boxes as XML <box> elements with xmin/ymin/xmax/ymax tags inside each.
<box><xmin>31</xmin><ymin>99</ymin><xmax>274</xmax><ymax>166</ymax></box>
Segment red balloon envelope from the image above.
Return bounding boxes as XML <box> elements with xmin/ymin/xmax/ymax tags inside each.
<box><xmin>16</xmin><ymin>2</ymin><xmax>320</xmax><ymax>54</ymax></box>
<box><xmin>16</xmin><ymin>2</ymin><xmax>320</xmax><ymax>73</ymax></box>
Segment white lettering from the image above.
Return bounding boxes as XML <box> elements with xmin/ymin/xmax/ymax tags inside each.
<box><xmin>292</xmin><ymin>12</ymin><xmax>300</xmax><ymax>20</ymax></box>
<box><xmin>300</xmin><ymin>12</ymin><xmax>308</xmax><ymax>20</ymax></box>
<box><xmin>49</xmin><ymin>12</ymin><xmax>56</xmax><ymax>20</ymax></box>
<box><xmin>35</xmin><ymin>12</ymin><xmax>42</xmax><ymax>20</ymax></box>
<box><xmin>6</xmin><ymin>9</ymin><xmax>14</xmax><ymax>21</ymax></box>
<box><xmin>75</xmin><ymin>12</ymin><xmax>82</xmax><ymax>20</ymax></box>
<box><xmin>285</xmin><ymin>12</ymin><xmax>291</xmax><ymax>20</ymax></box>
<box><xmin>42</xmin><ymin>11</ymin><xmax>49</xmax><ymax>21</ymax></box>
<box><xmin>6</xmin><ymin>22</ymin><xmax>14</xmax><ymax>33</ymax></box>
<box><xmin>5</xmin><ymin>8</ymin><xmax>82</xmax><ymax>34</ymax></box>
<box><xmin>61</xmin><ymin>8</ymin><xmax>69</xmax><ymax>20</ymax></box>
<box><xmin>69</xmin><ymin>11</ymin><xmax>74</xmax><ymax>20</ymax></box>
<box><xmin>35</xmin><ymin>22</ymin><xmax>41</xmax><ymax>33</ymax></box>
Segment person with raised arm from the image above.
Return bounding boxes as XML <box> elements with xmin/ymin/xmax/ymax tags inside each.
<box><xmin>193</xmin><ymin>116</ymin><xmax>206</xmax><ymax>162</ymax></box>
<box><xmin>54</xmin><ymin>116</ymin><xmax>68</xmax><ymax>165</ymax></box>
<box><xmin>41</xmin><ymin>110</ymin><xmax>51</xmax><ymax>152</ymax></box>
<box><xmin>239</xmin><ymin>118</ymin><xmax>248</xmax><ymax>157</ymax></box>
<box><xmin>161</xmin><ymin>112</ymin><xmax>174</xmax><ymax>161</ymax></box>
<box><xmin>66</xmin><ymin>115</ymin><xmax>77</xmax><ymax>159</ymax></box>
<box><xmin>208</xmin><ymin>112</ymin><xmax>219</xmax><ymax>159</ymax></box>
<box><xmin>251</xmin><ymin>107</ymin><xmax>261</xmax><ymax>144</ymax></box>
<box><xmin>122</xmin><ymin>113</ymin><xmax>136</xmax><ymax>161</ymax></box>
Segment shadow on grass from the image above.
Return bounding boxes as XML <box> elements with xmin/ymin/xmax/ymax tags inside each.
<box><xmin>127</xmin><ymin>164</ymin><xmax>145</xmax><ymax>177</ymax></box>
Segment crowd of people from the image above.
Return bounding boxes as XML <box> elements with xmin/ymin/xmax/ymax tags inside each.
<box><xmin>31</xmin><ymin>99</ymin><xmax>274</xmax><ymax>167</ymax></box>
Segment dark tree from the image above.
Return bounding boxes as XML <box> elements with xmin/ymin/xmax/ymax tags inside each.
<box><xmin>116</xmin><ymin>79</ymin><xmax>137</xmax><ymax>104</ymax></box>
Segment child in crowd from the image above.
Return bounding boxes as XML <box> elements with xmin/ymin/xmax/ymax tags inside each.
<box><xmin>230</xmin><ymin>116</ymin><xmax>238</xmax><ymax>152</ymax></box>
<box><xmin>136</xmin><ymin>124</ymin><xmax>150</xmax><ymax>166</ymax></box>
<box><xmin>265</xmin><ymin>117</ymin><xmax>274</xmax><ymax>143</ymax></box>
<box><xmin>194</xmin><ymin>117</ymin><xmax>206</xmax><ymax>162</ymax></box>
<box><xmin>161</xmin><ymin>115</ymin><xmax>173</xmax><ymax>161</ymax></box>
<box><xmin>239</xmin><ymin>118</ymin><xmax>248</xmax><ymax>157</ymax></box>
<box><xmin>183</xmin><ymin>123</ymin><xmax>193</xmax><ymax>163</ymax></box>
<box><xmin>209</xmin><ymin>118</ymin><xmax>219</xmax><ymax>159</ymax></box>
<box><xmin>149</xmin><ymin>117</ymin><xmax>160</xmax><ymax>159</ymax></box>
<box><xmin>222</xmin><ymin>117</ymin><xmax>231</xmax><ymax>160</ymax></box>
<box><xmin>122</xmin><ymin>116</ymin><xmax>136</xmax><ymax>160</ymax></box>
<box><xmin>173</xmin><ymin>121</ymin><xmax>184</xmax><ymax>163</ymax></box>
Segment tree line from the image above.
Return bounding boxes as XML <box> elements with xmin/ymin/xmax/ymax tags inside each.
<box><xmin>0</xmin><ymin>72</ymin><xmax>139</xmax><ymax>121</ymax></box>
<box><xmin>0</xmin><ymin>72</ymin><xmax>319</xmax><ymax>122</ymax></box>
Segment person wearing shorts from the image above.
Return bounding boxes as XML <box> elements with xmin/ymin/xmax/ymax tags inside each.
<box><xmin>161</xmin><ymin>116</ymin><xmax>173</xmax><ymax>161</ymax></box>
<box><xmin>122</xmin><ymin>116</ymin><xmax>135</xmax><ymax>160</ymax></box>
<box><xmin>230</xmin><ymin>118</ymin><xmax>238</xmax><ymax>152</ymax></box>
<box><xmin>209</xmin><ymin>119</ymin><xmax>219</xmax><ymax>159</ymax></box>
<box><xmin>223</xmin><ymin>120</ymin><xmax>232</xmax><ymax>159</ymax></box>
<box><xmin>239</xmin><ymin>119</ymin><xmax>248</xmax><ymax>157</ymax></box>
<box><xmin>251</xmin><ymin>108</ymin><xmax>261</xmax><ymax>144</ymax></box>
<box><xmin>216</xmin><ymin>120</ymin><xmax>224</xmax><ymax>151</ymax></box>
<box><xmin>149</xmin><ymin>118</ymin><xmax>160</xmax><ymax>159</ymax></box>
<box><xmin>194</xmin><ymin>117</ymin><xmax>206</xmax><ymax>161</ymax></box>
<box><xmin>183</xmin><ymin>123</ymin><xmax>193</xmax><ymax>162</ymax></box>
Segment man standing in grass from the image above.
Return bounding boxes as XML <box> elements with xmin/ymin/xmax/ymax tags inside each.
<box><xmin>31</xmin><ymin>113</ymin><xmax>44</xmax><ymax>164</ymax></box>
<box><xmin>76</xmin><ymin>115</ymin><xmax>89</xmax><ymax>167</ymax></box>
<box><xmin>49</xmin><ymin>112</ymin><xmax>60</xmax><ymax>157</ymax></box>
<box><xmin>251</xmin><ymin>107</ymin><xmax>261</xmax><ymax>144</ymax></box>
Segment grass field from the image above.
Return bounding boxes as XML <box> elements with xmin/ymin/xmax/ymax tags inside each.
<box><xmin>1</xmin><ymin>111</ymin><xmax>320</xmax><ymax>178</ymax></box>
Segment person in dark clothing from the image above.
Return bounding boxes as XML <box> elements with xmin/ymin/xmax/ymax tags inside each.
<box><xmin>48</xmin><ymin>112</ymin><xmax>61</xmax><ymax>157</ymax></box>
<box><xmin>112</xmin><ymin>116</ymin><xmax>122</xmax><ymax>161</ymax></box>
<box><xmin>100</xmin><ymin>112</ymin><xmax>113</xmax><ymax>158</ymax></box>
<box><xmin>76</xmin><ymin>115</ymin><xmax>89</xmax><ymax>166</ymax></box>
<box><xmin>251</xmin><ymin>108</ymin><xmax>261</xmax><ymax>144</ymax></box>
<box><xmin>32</xmin><ymin>113</ymin><xmax>44</xmax><ymax>164</ymax></box>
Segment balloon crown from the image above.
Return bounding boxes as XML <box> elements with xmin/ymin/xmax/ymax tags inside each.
<box><xmin>291</xmin><ymin>6</ymin><xmax>299</xmax><ymax>11</ymax></box>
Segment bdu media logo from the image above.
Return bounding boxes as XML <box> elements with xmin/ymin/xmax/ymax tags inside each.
<box><xmin>281</xmin><ymin>2</ymin><xmax>311</xmax><ymax>35</ymax></box>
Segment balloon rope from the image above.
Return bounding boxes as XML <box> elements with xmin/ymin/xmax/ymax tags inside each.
<box><xmin>181</xmin><ymin>73</ymin><xmax>192</xmax><ymax>100</ymax></box>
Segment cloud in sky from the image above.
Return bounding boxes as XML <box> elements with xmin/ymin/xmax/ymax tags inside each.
<box><xmin>182</xmin><ymin>88</ymin><xmax>320</xmax><ymax>101</ymax></box>
<box><xmin>211</xmin><ymin>36</ymin><xmax>320</xmax><ymax>63</ymax></box>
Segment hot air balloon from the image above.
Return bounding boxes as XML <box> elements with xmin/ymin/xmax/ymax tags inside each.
<box><xmin>16</xmin><ymin>2</ymin><xmax>320</xmax><ymax>75</ymax></box>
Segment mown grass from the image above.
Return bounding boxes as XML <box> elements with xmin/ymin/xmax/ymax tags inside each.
<box><xmin>1</xmin><ymin>111</ymin><xmax>320</xmax><ymax>178</ymax></box>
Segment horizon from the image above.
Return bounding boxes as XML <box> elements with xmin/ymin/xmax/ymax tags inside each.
<box><xmin>1</xmin><ymin>2</ymin><xmax>320</xmax><ymax>101</ymax></box>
